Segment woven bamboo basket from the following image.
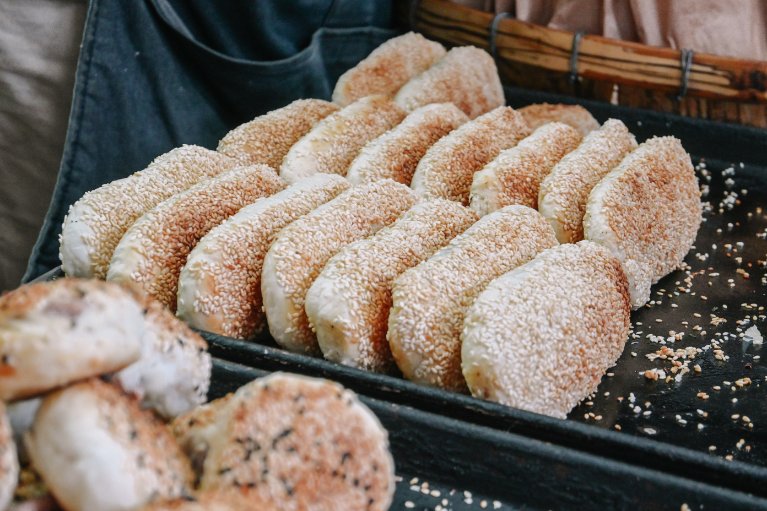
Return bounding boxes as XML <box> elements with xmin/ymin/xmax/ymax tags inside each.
<box><xmin>396</xmin><ymin>0</ymin><xmax>767</xmax><ymax>128</ymax></box>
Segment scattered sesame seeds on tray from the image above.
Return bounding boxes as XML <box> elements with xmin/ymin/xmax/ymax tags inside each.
<box><xmin>570</xmin><ymin>155</ymin><xmax>767</xmax><ymax>466</ymax></box>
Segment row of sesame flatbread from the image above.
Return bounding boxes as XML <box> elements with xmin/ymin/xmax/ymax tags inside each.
<box><xmin>56</xmin><ymin>34</ymin><xmax>702</xmax><ymax>420</ymax></box>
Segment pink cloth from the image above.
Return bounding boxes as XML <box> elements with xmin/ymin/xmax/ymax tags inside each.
<box><xmin>452</xmin><ymin>0</ymin><xmax>767</xmax><ymax>60</ymax></box>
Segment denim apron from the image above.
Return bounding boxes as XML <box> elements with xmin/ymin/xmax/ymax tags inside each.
<box><xmin>24</xmin><ymin>0</ymin><xmax>398</xmax><ymax>280</ymax></box>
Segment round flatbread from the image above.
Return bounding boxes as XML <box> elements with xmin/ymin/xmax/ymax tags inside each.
<box><xmin>462</xmin><ymin>241</ymin><xmax>630</xmax><ymax>418</ymax></box>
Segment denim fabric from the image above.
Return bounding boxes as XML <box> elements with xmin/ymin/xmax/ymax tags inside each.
<box><xmin>24</xmin><ymin>0</ymin><xmax>398</xmax><ymax>281</ymax></box>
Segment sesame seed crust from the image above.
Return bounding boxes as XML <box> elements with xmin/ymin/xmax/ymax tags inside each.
<box><xmin>0</xmin><ymin>402</ymin><xmax>17</xmax><ymax>511</ymax></box>
<box><xmin>197</xmin><ymin>373</ymin><xmax>395</xmax><ymax>511</ymax></box>
<box><xmin>470</xmin><ymin>122</ymin><xmax>581</xmax><ymax>215</ymax></box>
<box><xmin>262</xmin><ymin>180</ymin><xmax>417</xmax><ymax>355</ymax></box>
<box><xmin>115</xmin><ymin>289</ymin><xmax>211</xmax><ymax>419</ymax></box>
<box><xmin>584</xmin><ymin>136</ymin><xmax>702</xmax><ymax>308</ymax></box>
<box><xmin>332</xmin><ymin>32</ymin><xmax>446</xmax><ymax>107</ymax></box>
<box><xmin>26</xmin><ymin>379</ymin><xmax>193</xmax><ymax>511</ymax></box>
<box><xmin>60</xmin><ymin>145</ymin><xmax>239</xmax><ymax>279</ymax></box>
<box><xmin>306</xmin><ymin>200</ymin><xmax>478</xmax><ymax>373</ymax></box>
<box><xmin>538</xmin><ymin>119</ymin><xmax>638</xmax><ymax>243</ymax></box>
<box><xmin>279</xmin><ymin>96</ymin><xmax>406</xmax><ymax>184</ymax></box>
<box><xmin>139</xmin><ymin>489</ymin><xmax>277</xmax><ymax>511</ymax></box>
<box><xmin>394</xmin><ymin>46</ymin><xmax>504</xmax><ymax>119</ymax></box>
<box><xmin>0</xmin><ymin>278</ymin><xmax>144</xmax><ymax>401</ymax></box>
<box><xmin>217</xmin><ymin>99</ymin><xmax>339</xmax><ymax>168</ymax></box>
<box><xmin>388</xmin><ymin>205</ymin><xmax>558</xmax><ymax>391</ymax></box>
<box><xmin>461</xmin><ymin>241</ymin><xmax>630</xmax><ymax>419</ymax></box>
<box><xmin>411</xmin><ymin>106</ymin><xmax>531</xmax><ymax>205</ymax></box>
<box><xmin>346</xmin><ymin>103</ymin><xmax>469</xmax><ymax>186</ymax></box>
<box><xmin>177</xmin><ymin>174</ymin><xmax>350</xmax><ymax>339</ymax></box>
<box><xmin>107</xmin><ymin>165</ymin><xmax>284</xmax><ymax>311</ymax></box>
<box><xmin>519</xmin><ymin>103</ymin><xmax>600</xmax><ymax>137</ymax></box>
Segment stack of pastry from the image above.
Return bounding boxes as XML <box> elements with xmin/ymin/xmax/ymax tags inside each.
<box><xmin>0</xmin><ymin>280</ymin><xmax>395</xmax><ymax>511</ymax></box>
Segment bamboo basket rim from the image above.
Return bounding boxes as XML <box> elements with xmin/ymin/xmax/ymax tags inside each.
<box><xmin>410</xmin><ymin>0</ymin><xmax>767</xmax><ymax>103</ymax></box>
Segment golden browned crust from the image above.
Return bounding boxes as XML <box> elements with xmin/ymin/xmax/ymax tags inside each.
<box><xmin>217</xmin><ymin>99</ymin><xmax>339</xmax><ymax>168</ymax></box>
<box><xmin>262</xmin><ymin>180</ymin><xmax>417</xmax><ymax>355</ymax></box>
<box><xmin>306</xmin><ymin>200</ymin><xmax>478</xmax><ymax>372</ymax></box>
<box><xmin>333</xmin><ymin>32</ymin><xmax>446</xmax><ymax>106</ymax></box>
<box><xmin>177</xmin><ymin>175</ymin><xmax>350</xmax><ymax>339</ymax></box>
<box><xmin>107</xmin><ymin>165</ymin><xmax>284</xmax><ymax>311</ymax></box>
<box><xmin>200</xmin><ymin>373</ymin><xmax>395</xmax><ymax>511</ymax></box>
<box><xmin>394</xmin><ymin>46</ymin><xmax>504</xmax><ymax>119</ymax></box>
<box><xmin>461</xmin><ymin>241</ymin><xmax>631</xmax><ymax>418</ymax></box>
<box><xmin>583</xmin><ymin>136</ymin><xmax>702</xmax><ymax>308</ymax></box>
<box><xmin>388</xmin><ymin>206</ymin><xmax>558</xmax><ymax>391</ymax></box>
<box><xmin>60</xmin><ymin>146</ymin><xmax>238</xmax><ymax>279</ymax></box>
<box><xmin>279</xmin><ymin>96</ymin><xmax>406</xmax><ymax>184</ymax></box>
<box><xmin>470</xmin><ymin>122</ymin><xmax>582</xmax><ymax>215</ymax></box>
<box><xmin>346</xmin><ymin>103</ymin><xmax>468</xmax><ymax>186</ymax></box>
<box><xmin>519</xmin><ymin>103</ymin><xmax>600</xmax><ymax>137</ymax></box>
<box><xmin>411</xmin><ymin>106</ymin><xmax>530</xmax><ymax>205</ymax></box>
<box><xmin>538</xmin><ymin>119</ymin><xmax>637</xmax><ymax>243</ymax></box>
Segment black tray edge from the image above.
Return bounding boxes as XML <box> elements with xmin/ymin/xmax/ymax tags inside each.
<box><xmin>208</xmin><ymin>333</ymin><xmax>767</xmax><ymax>498</ymax></box>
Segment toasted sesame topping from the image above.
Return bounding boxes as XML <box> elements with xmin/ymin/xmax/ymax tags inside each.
<box><xmin>263</xmin><ymin>180</ymin><xmax>417</xmax><ymax>354</ymax></box>
<box><xmin>333</xmin><ymin>32</ymin><xmax>446</xmax><ymax>106</ymax></box>
<box><xmin>107</xmin><ymin>165</ymin><xmax>284</xmax><ymax>310</ymax></box>
<box><xmin>411</xmin><ymin>107</ymin><xmax>531</xmax><ymax>205</ymax></box>
<box><xmin>60</xmin><ymin>145</ymin><xmax>239</xmax><ymax>278</ymax></box>
<box><xmin>178</xmin><ymin>174</ymin><xmax>350</xmax><ymax>339</ymax></box>
<box><xmin>307</xmin><ymin>200</ymin><xmax>477</xmax><ymax>372</ymax></box>
<box><xmin>280</xmin><ymin>96</ymin><xmax>405</xmax><ymax>184</ymax></box>
<box><xmin>347</xmin><ymin>103</ymin><xmax>468</xmax><ymax>186</ymax></box>
<box><xmin>584</xmin><ymin>136</ymin><xmax>702</xmax><ymax>308</ymax></box>
<box><xmin>461</xmin><ymin>241</ymin><xmax>631</xmax><ymax>418</ymax></box>
<box><xmin>518</xmin><ymin>103</ymin><xmax>600</xmax><ymax>137</ymax></box>
<box><xmin>470</xmin><ymin>122</ymin><xmax>581</xmax><ymax>215</ymax></box>
<box><xmin>217</xmin><ymin>99</ymin><xmax>339</xmax><ymax>168</ymax></box>
<box><xmin>394</xmin><ymin>46</ymin><xmax>504</xmax><ymax>119</ymax></box>
<box><xmin>539</xmin><ymin>119</ymin><xmax>637</xmax><ymax>243</ymax></box>
<box><xmin>198</xmin><ymin>373</ymin><xmax>394</xmax><ymax>511</ymax></box>
<box><xmin>388</xmin><ymin>205</ymin><xmax>558</xmax><ymax>391</ymax></box>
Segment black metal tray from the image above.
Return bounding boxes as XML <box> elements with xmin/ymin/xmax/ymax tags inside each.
<box><xmin>204</xmin><ymin>87</ymin><xmax>767</xmax><ymax>496</ymax></box>
<box><xmin>211</xmin><ymin>358</ymin><xmax>767</xmax><ymax>510</ymax></box>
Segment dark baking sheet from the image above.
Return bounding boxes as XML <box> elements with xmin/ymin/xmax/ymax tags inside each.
<box><xmin>203</xmin><ymin>88</ymin><xmax>767</xmax><ymax>495</ymax></box>
<box><xmin>211</xmin><ymin>358</ymin><xmax>767</xmax><ymax>511</ymax></box>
